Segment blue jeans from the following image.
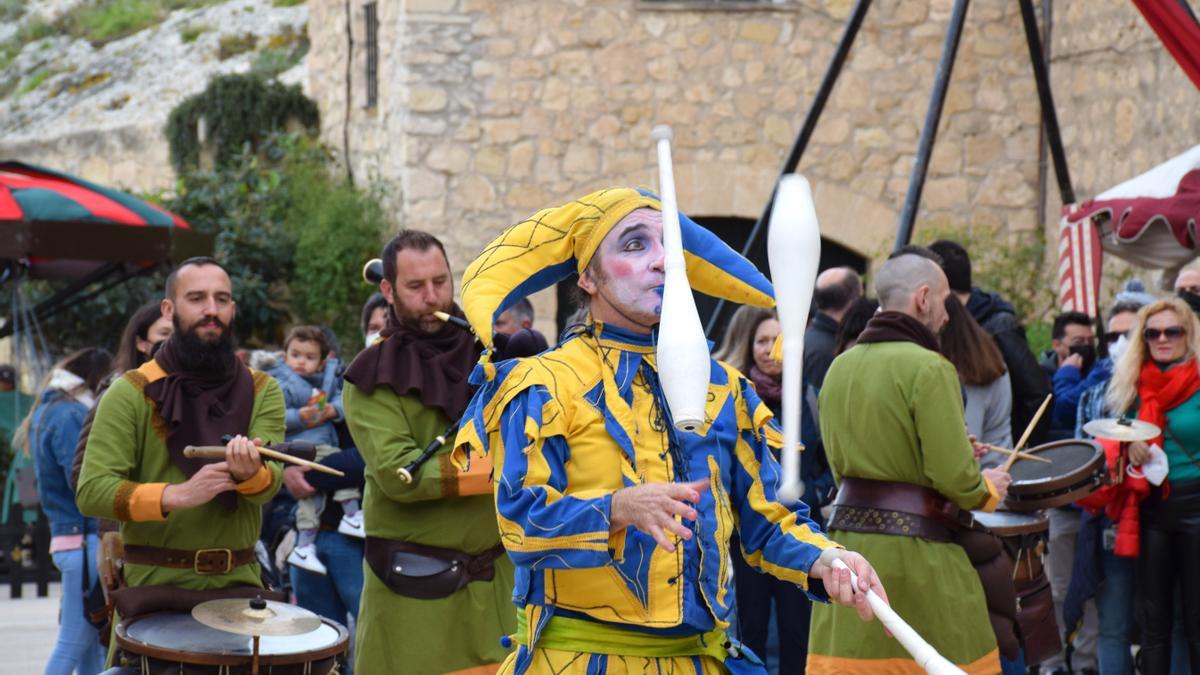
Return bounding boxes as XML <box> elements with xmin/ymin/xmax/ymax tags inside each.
<box><xmin>289</xmin><ymin>530</ymin><xmax>363</xmax><ymax>626</ymax></box>
<box><xmin>46</xmin><ymin>533</ymin><xmax>105</xmax><ymax>675</ymax></box>
<box><xmin>1097</xmin><ymin>548</ymin><xmax>1134</xmax><ymax>675</ymax></box>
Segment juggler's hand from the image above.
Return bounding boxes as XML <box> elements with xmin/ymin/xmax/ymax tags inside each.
<box><xmin>610</xmin><ymin>478</ymin><xmax>709</xmax><ymax>552</ymax></box>
<box><xmin>809</xmin><ymin>548</ymin><xmax>889</xmax><ymax>622</ymax></box>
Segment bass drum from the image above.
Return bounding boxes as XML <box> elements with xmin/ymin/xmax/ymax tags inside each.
<box><xmin>115</xmin><ymin>612</ymin><xmax>348</xmax><ymax>674</ymax></box>
<box><xmin>971</xmin><ymin>509</ymin><xmax>1060</xmax><ymax>666</ymax></box>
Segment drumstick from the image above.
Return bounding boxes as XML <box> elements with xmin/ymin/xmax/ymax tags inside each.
<box><xmin>984</xmin><ymin>445</ymin><xmax>1052</xmax><ymax>465</ymax></box>
<box><xmin>831</xmin><ymin>559</ymin><xmax>966</xmax><ymax>674</ymax></box>
<box><xmin>183</xmin><ymin>446</ymin><xmax>346</xmax><ymax>477</ymax></box>
<box><xmin>1001</xmin><ymin>394</ymin><xmax>1052</xmax><ymax>472</ymax></box>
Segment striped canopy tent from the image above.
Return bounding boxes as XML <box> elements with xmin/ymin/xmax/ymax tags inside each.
<box><xmin>0</xmin><ymin>161</ymin><xmax>213</xmax><ymax>340</ymax></box>
<box><xmin>1058</xmin><ymin>145</ymin><xmax>1200</xmax><ymax>315</ymax></box>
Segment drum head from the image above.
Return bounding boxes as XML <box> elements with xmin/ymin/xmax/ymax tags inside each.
<box><xmin>117</xmin><ymin>613</ymin><xmax>348</xmax><ymax>665</ymax></box>
<box><xmin>971</xmin><ymin>510</ymin><xmax>1048</xmax><ymax>536</ymax></box>
<box><xmin>1006</xmin><ymin>439</ymin><xmax>1105</xmax><ymax>511</ymax></box>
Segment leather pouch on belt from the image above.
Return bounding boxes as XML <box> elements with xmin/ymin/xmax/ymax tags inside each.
<box><xmin>365</xmin><ymin>536</ymin><xmax>502</xmax><ymax>600</ymax></box>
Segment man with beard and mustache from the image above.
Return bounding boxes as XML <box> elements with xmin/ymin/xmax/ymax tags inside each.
<box><xmin>452</xmin><ymin>188</ymin><xmax>885</xmax><ymax>675</ymax></box>
<box><xmin>77</xmin><ymin>258</ymin><xmax>285</xmax><ymax>633</ymax></box>
<box><xmin>809</xmin><ymin>250</ymin><xmax>1014</xmax><ymax>673</ymax></box>
<box><xmin>341</xmin><ymin>230</ymin><xmax>514</xmax><ymax>675</ymax></box>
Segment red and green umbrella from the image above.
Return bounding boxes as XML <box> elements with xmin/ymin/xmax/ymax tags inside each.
<box><xmin>0</xmin><ymin>161</ymin><xmax>213</xmax><ymax>339</ymax></box>
<box><xmin>0</xmin><ymin>161</ymin><xmax>210</xmax><ymax>280</ymax></box>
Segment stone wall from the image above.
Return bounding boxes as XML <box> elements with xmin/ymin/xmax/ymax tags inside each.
<box><xmin>307</xmin><ymin>0</ymin><xmax>1056</xmax><ymax>327</ymax></box>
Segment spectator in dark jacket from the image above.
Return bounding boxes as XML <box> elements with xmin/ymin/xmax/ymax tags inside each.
<box><xmin>929</xmin><ymin>240</ymin><xmax>1051</xmax><ymax>445</ymax></box>
<box><xmin>804</xmin><ymin>267</ymin><xmax>862</xmax><ymax>389</ymax></box>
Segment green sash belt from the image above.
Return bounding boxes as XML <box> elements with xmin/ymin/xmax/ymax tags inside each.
<box><xmin>514</xmin><ymin>610</ymin><xmax>729</xmax><ymax>661</ymax></box>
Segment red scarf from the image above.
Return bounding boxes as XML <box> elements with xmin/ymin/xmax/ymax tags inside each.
<box><xmin>1104</xmin><ymin>359</ymin><xmax>1200</xmax><ymax>556</ymax></box>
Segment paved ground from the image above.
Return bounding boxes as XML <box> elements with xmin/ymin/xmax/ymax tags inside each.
<box><xmin>0</xmin><ymin>582</ymin><xmax>62</xmax><ymax>673</ymax></box>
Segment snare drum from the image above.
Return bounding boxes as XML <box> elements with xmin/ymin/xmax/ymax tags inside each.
<box><xmin>1005</xmin><ymin>439</ymin><xmax>1107</xmax><ymax>512</ymax></box>
<box><xmin>115</xmin><ymin>612</ymin><xmax>348</xmax><ymax>674</ymax></box>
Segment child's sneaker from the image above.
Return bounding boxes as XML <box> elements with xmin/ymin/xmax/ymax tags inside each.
<box><xmin>338</xmin><ymin>511</ymin><xmax>365</xmax><ymax>539</ymax></box>
<box><xmin>287</xmin><ymin>543</ymin><xmax>327</xmax><ymax>575</ymax></box>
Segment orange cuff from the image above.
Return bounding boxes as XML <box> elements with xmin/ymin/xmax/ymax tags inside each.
<box><xmin>456</xmin><ymin>454</ymin><xmax>495</xmax><ymax>497</ymax></box>
<box><xmin>129</xmin><ymin>483</ymin><xmax>169</xmax><ymax>522</ymax></box>
<box><xmin>236</xmin><ymin>465</ymin><xmax>273</xmax><ymax>495</ymax></box>
<box><xmin>977</xmin><ymin>475</ymin><xmax>1003</xmax><ymax>512</ymax></box>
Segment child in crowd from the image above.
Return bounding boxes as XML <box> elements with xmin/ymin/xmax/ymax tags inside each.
<box><xmin>269</xmin><ymin>325</ymin><xmax>362</xmax><ymax>576</ymax></box>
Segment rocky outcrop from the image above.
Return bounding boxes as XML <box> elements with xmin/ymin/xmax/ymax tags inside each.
<box><xmin>0</xmin><ymin>0</ymin><xmax>309</xmax><ymax>192</ymax></box>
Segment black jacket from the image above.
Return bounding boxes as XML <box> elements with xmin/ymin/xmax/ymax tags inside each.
<box><xmin>804</xmin><ymin>312</ymin><xmax>839</xmax><ymax>390</ymax></box>
<box><xmin>966</xmin><ymin>288</ymin><xmax>1052</xmax><ymax>445</ymax></box>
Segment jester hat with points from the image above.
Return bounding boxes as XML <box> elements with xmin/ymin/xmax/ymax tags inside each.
<box><xmin>461</xmin><ymin>187</ymin><xmax>775</xmax><ymax>369</ymax></box>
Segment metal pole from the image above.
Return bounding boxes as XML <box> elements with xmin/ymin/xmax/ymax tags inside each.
<box><xmin>705</xmin><ymin>0</ymin><xmax>874</xmax><ymax>337</ymax></box>
<box><xmin>1019</xmin><ymin>0</ymin><xmax>1074</xmax><ymax>205</ymax></box>
<box><xmin>893</xmin><ymin>0</ymin><xmax>972</xmax><ymax>251</ymax></box>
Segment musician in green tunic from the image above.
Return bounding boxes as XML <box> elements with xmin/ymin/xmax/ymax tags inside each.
<box><xmin>808</xmin><ymin>252</ymin><xmax>1012</xmax><ymax>675</ymax></box>
<box><xmin>343</xmin><ymin>230</ymin><xmax>514</xmax><ymax>675</ymax></box>
<box><xmin>77</xmin><ymin>259</ymin><xmax>285</xmax><ymax>633</ymax></box>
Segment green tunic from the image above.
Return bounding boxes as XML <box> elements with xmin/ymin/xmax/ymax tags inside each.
<box><xmin>76</xmin><ymin>368</ymin><xmax>284</xmax><ymax>591</ymax></box>
<box><xmin>343</xmin><ymin>382</ymin><xmax>515</xmax><ymax>675</ymax></box>
<box><xmin>808</xmin><ymin>341</ymin><xmax>1000</xmax><ymax>674</ymax></box>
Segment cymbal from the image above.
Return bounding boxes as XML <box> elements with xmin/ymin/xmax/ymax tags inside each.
<box><xmin>1082</xmin><ymin>418</ymin><xmax>1161</xmax><ymax>443</ymax></box>
<box><xmin>192</xmin><ymin>596</ymin><xmax>321</xmax><ymax>637</ymax></box>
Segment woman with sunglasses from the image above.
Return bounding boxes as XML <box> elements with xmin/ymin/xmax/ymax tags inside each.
<box><xmin>1102</xmin><ymin>298</ymin><xmax>1200</xmax><ymax>673</ymax></box>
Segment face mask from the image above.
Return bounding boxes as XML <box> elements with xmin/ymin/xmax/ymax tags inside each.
<box><xmin>1179</xmin><ymin>290</ymin><xmax>1200</xmax><ymax>315</ymax></box>
<box><xmin>1069</xmin><ymin>343</ymin><xmax>1097</xmax><ymax>374</ymax></box>
<box><xmin>1109</xmin><ymin>334</ymin><xmax>1130</xmax><ymax>364</ymax></box>
<box><xmin>364</xmin><ymin>331</ymin><xmax>382</xmax><ymax>348</ymax></box>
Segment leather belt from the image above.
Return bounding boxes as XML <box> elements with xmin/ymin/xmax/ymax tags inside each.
<box><xmin>828</xmin><ymin>477</ymin><xmax>972</xmax><ymax>542</ymax></box>
<box><xmin>123</xmin><ymin>544</ymin><xmax>257</xmax><ymax>575</ymax></box>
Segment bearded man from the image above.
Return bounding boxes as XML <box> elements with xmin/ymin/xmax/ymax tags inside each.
<box><xmin>808</xmin><ymin>251</ymin><xmax>1013</xmax><ymax>673</ymax></box>
<box><xmin>342</xmin><ymin>230</ymin><xmax>514</xmax><ymax>675</ymax></box>
<box><xmin>453</xmin><ymin>188</ymin><xmax>886</xmax><ymax>675</ymax></box>
<box><xmin>77</xmin><ymin>257</ymin><xmax>285</xmax><ymax>635</ymax></box>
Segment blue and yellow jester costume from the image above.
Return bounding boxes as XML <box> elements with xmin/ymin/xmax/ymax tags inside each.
<box><xmin>453</xmin><ymin>188</ymin><xmax>843</xmax><ymax>675</ymax></box>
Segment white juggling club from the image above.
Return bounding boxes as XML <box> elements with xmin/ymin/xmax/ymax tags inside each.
<box><xmin>651</xmin><ymin>124</ymin><xmax>711</xmax><ymax>433</ymax></box>
<box><xmin>831</xmin><ymin>559</ymin><xmax>966</xmax><ymax>674</ymax></box>
<box><xmin>767</xmin><ymin>175</ymin><xmax>821</xmax><ymax>504</ymax></box>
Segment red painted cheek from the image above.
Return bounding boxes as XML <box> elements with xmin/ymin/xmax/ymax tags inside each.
<box><xmin>607</xmin><ymin>260</ymin><xmax>634</xmax><ymax>277</ymax></box>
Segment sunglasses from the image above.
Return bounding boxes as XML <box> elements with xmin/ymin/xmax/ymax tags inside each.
<box><xmin>1104</xmin><ymin>331</ymin><xmax>1127</xmax><ymax>345</ymax></box>
<box><xmin>1143</xmin><ymin>326</ymin><xmax>1186</xmax><ymax>341</ymax></box>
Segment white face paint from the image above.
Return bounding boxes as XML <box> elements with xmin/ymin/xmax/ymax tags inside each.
<box><xmin>581</xmin><ymin>208</ymin><xmax>667</xmax><ymax>333</ymax></box>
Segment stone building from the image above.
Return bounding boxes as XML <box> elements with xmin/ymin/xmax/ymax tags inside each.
<box><xmin>304</xmin><ymin>0</ymin><xmax>1199</xmax><ymax>327</ymax></box>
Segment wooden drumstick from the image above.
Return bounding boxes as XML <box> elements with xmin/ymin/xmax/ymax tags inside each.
<box><xmin>183</xmin><ymin>446</ymin><xmax>346</xmax><ymax>477</ymax></box>
<box><xmin>1001</xmin><ymin>393</ymin><xmax>1052</xmax><ymax>472</ymax></box>
<box><xmin>984</xmin><ymin>445</ymin><xmax>1052</xmax><ymax>465</ymax></box>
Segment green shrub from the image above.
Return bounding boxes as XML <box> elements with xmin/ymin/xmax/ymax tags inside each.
<box><xmin>217</xmin><ymin>32</ymin><xmax>257</xmax><ymax>59</ymax></box>
<box><xmin>163</xmin><ymin>134</ymin><xmax>386</xmax><ymax>350</ymax></box>
<box><xmin>62</xmin><ymin>0</ymin><xmax>163</xmax><ymax>46</ymax></box>
<box><xmin>165</xmin><ymin>73</ymin><xmax>319</xmax><ymax>174</ymax></box>
<box><xmin>179</xmin><ymin>23</ymin><xmax>211</xmax><ymax>43</ymax></box>
<box><xmin>0</xmin><ymin>0</ymin><xmax>25</xmax><ymax>22</ymax></box>
<box><xmin>272</xmin><ymin>0</ymin><xmax>306</xmax><ymax>7</ymax></box>
<box><xmin>16</xmin><ymin>68</ymin><xmax>52</xmax><ymax>97</ymax></box>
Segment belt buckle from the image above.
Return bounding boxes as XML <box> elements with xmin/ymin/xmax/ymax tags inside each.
<box><xmin>194</xmin><ymin>548</ymin><xmax>233</xmax><ymax>575</ymax></box>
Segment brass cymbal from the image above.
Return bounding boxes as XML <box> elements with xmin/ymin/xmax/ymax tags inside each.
<box><xmin>1082</xmin><ymin>418</ymin><xmax>1161</xmax><ymax>443</ymax></box>
<box><xmin>192</xmin><ymin>596</ymin><xmax>321</xmax><ymax>637</ymax></box>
